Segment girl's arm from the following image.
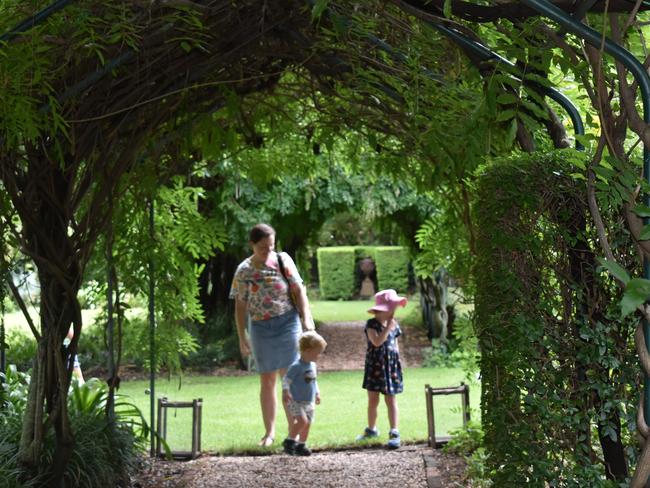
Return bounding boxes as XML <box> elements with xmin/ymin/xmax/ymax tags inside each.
<box><xmin>366</xmin><ymin>319</ymin><xmax>397</xmax><ymax>347</ymax></box>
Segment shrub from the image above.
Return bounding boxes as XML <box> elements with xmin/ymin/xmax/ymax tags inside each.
<box><xmin>317</xmin><ymin>246</ymin><xmax>410</xmax><ymax>299</ymax></box>
<box><xmin>0</xmin><ymin>373</ymin><xmax>148</xmax><ymax>487</ymax></box>
<box><xmin>76</xmin><ymin>322</ymin><xmax>109</xmax><ymax>371</ymax></box>
<box><xmin>64</xmin><ymin>379</ymin><xmax>148</xmax><ymax>487</ymax></box>
<box><xmin>442</xmin><ymin>420</ymin><xmax>483</xmax><ymax>456</ymax></box>
<box><xmin>374</xmin><ymin>246</ymin><xmax>409</xmax><ymax>292</ymax></box>
<box><xmin>183</xmin><ymin>337</ymin><xmax>239</xmax><ymax>370</ymax></box>
<box><xmin>121</xmin><ymin>315</ymin><xmax>199</xmax><ymax>373</ymax></box>
<box><xmin>317</xmin><ymin>247</ymin><xmax>356</xmax><ymax>299</ymax></box>
<box><xmin>5</xmin><ymin>330</ymin><xmax>36</xmax><ymax>372</ymax></box>
<box><xmin>424</xmin><ymin>312</ymin><xmax>479</xmax><ymax>377</ymax></box>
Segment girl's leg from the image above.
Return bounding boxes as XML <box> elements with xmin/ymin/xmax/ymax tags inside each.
<box><xmin>260</xmin><ymin>371</ymin><xmax>278</xmax><ymax>441</ymax></box>
<box><xmin>367</xmin><ymin>391</ymin><xmax>380</xmax><ymax>430</ymax></box>
<box><xmin>384</xmin><ymin>394</ymin><xmax>399</xmax><ymax>430</ymax></box>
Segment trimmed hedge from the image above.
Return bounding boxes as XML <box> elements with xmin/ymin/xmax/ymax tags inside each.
<box><xmin>375</xmin><ymin>246</ymin><xmax>410</xmax><ymax>291</ymax></box>
<box><xmin>317</xmin><ymin>247</ymin><xmax>356</xmax><ymax>300</ymax></box>
<box><xmin>317</xmin><ymin>246</ymin><xmax>409</xmax><ymax>299</ymax></box>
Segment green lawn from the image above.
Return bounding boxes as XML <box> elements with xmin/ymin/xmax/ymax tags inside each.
<box><xmin>118</xmin><ymin>367</ymin><xmax>480</xmax><ymax>454</ymax></box>
<box><xmin>4</xmin><ymin>307</ymin><xmax>103</xmax><ymax>334</ymax></box>
<box><xmin>5</xmin><ymin>300</ymin><xmax>413</xmax><ymax>333</ymax></box>
<box><xmin>310</xmin><ymin>299</ymin><xmax>420</xmax><ymax>324</ymax></box>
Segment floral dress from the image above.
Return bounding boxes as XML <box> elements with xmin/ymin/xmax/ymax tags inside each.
<box><xmin>362</xmin><ymin>318</ymin><xmax>403</xmax><ymax>395</ymax></box>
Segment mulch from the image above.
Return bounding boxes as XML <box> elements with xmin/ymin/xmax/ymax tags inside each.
<box><xmin>316</xmin><ymin>321</ymin><xmax>431</xmax><ymax>371</ymax></box>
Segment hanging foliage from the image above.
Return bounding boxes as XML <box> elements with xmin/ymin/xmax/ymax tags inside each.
<box><xmin>474</xmin><ymin>151</ymin><xmax>639</xmax><ymax>485</ymax></box>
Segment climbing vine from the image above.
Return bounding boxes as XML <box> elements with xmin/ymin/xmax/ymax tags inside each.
<box><xmin>474</xmin><ymin>151</ymin><xmax>639</xmax><ymax>485</ymax></box>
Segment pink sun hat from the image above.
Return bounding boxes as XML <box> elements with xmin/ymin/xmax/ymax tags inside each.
<box><xmin>368</xmin><ymin>289</ymin><xmax>408</xmax><ymax>313</ymax></box>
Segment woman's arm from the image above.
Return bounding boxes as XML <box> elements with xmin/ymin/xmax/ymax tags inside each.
<box><xmin>235</xmin><ymin>298</ymin><xmax>250</xmax><ymax>357</ymax></box>
<box><xmin>279</xmin><ymin>252</ymin><xmax>314</xmax><ymax>330</ymax></box>
<box><xmin>293</xmin><ymin>283</ymin><xmax>315</xmax><ymax>331</ymax></box>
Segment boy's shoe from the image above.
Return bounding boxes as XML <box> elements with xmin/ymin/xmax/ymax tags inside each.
<box><xmin>282</xmin><ymin>438</ymin><xmax>296</xmax><ymax>455</ymax></box>
<box><xmin>356</xmin><ymin>427</ymin><xmax>379</xmax><ymax>441</ymax></box>
<box><xmin>294</xmin><ymin>443</ymin><xmax>312</xmax><ymax>456</ymax></box>
<box><xmin>386</xmin><ymin>429</ymin><xmax>401</xmax><ymax>449</ymax></box>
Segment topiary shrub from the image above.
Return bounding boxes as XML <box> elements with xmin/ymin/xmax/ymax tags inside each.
<box><xmin>317</xmin><ymin>247</ymin><xmax>356</xmax><ymax>299</ymax></box>
<box><xmin>317</xmin><ymin>246</ymin><xmax>410</xmax><ymax>299</ymax></box>
<box><xmin>374</xmin><ymin>246</ymin><xmax>409</xmax><ymax>292</ymax></box>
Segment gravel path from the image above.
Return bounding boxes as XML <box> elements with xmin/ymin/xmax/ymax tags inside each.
<box><xmin>134</xmin><ymin>444</ymin><xmax>470</xmax><ymax>488</ymax></box>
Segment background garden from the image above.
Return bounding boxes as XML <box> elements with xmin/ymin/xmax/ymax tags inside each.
<box><xmin>2</xmin><ymin>1</ymin><xmax>650</xmax><ymax>487</ymax></box>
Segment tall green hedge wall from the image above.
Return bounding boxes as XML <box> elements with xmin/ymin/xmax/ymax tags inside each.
<box><xmin>317</xmin><ymin>247</ymin><xmax>356</xmax><ymax>300</ymax></box>
<box><xmin>374</xmin><ymin>246</ymin><xmax>410</xmax><ymax>292</ymax></box>
<box><xmin>317</xmin><ymin>246</ymin><xmax>409</xmax><ymax>299</ymax></box>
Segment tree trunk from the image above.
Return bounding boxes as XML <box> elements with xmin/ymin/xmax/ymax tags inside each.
<box><xmin>198</xmin><ymin>253</ymin><xmax>238</xmax><ymax>324</ymax></box>
<box><xmin>12</xmin><ymin>157</ymin><xmax>84</xmax><ymax>485</ymax></box>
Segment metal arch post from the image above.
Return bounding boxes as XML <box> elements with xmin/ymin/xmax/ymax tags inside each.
<box><xmin>148</xmin><ymin>198</ymin><xmax>156</xmax><ymax>456</ymax></box>
<box><xmin>0</xmin><ymin>0</ymin><xmax>74</xmax><ymax>43</ymax></box>
<box><xmin>521</xmin><ymin>0</ymin><xmax>650</xmax><ymax>443</ymax></box>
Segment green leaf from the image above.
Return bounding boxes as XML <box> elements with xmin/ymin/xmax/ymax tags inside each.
<box><xmin>621</xmin><ymin>278</ymin><xmax>650</xmax><ymax>317</ymax></box>
<box><xmin>496</xmin><ymin>93</ymin><xmax>518</xmax><ymax>105</ymax></box>
<box><xmin>640</xmin><ymin>224</ymin><xmax>650</xmax><ymax>241</ymax></box>
<box><xmin>495</xmin><ymin>109</ymin><xmax>516</xmax><ymax>122</ymax></box>
<box><xmin>443</xmin><ymin>0</ymin><xmax>453</xmax><ymax>18</ymax></box>
<box><xmin>597</xmin><ymin>257</ymin><xmax>630</xmax><ymax>285</ymax></box>
<box><xmin>633</xmin><ymin>204</ymin><xmax>650</xmax><ymax>218</ymax></box>
<box><xmin>312</xmin><ymin>0</ymin><xmax>330</xmax><ymax>20</ymax></box>
<box><xmin>506</xmin><ymin>118</ymin><xmax>518</xmax><ymax>145</ymax></box>
<box><xmin>575</xmin><ymin>134</ymin><xmax>596</xmax><ymax>147</ymax></box>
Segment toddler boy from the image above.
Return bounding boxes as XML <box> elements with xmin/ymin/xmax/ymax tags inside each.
<box><xmin>281</xmin><ymin>331</ymin><xmax>327</xmax><ymax>456</ymax></box>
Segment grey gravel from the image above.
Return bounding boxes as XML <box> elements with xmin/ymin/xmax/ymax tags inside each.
<box><xmin>139</xmin><ymin>445</ymin><xmax>429</xmax><ymax>488</ymax></box>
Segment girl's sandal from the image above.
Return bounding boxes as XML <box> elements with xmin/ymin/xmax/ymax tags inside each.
<box><xmin>258</xmin><ymin>435</ymin><xmax>274</xmax><ymax>447</ymax></box>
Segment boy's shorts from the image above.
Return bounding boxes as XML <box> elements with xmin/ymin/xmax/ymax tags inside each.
<box><xmin>287</xmin><ymin>399</ymin><xmax>315</xmax><ymax>423</ymax></box>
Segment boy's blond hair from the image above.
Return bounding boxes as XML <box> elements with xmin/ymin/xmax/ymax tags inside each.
<box><xmin>299</xmin><ymin>330</ymin><xmax>327</xmax><ymax>353</ymax></box>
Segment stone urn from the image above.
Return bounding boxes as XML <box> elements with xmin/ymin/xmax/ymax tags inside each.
<box><xmin>358</xmin><ymin>258</ymin><xmax>376</xmax><ymax>298</ymax></box>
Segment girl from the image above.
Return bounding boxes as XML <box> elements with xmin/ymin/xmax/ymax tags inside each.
<box><xmin>357</xmin><ymin>289</ymin><xmax>407</xmax><ymax>449</ymax></box>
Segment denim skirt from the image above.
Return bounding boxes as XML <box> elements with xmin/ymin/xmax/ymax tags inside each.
<box><xmin>250</xmin><ymin>309</ymin><xmax>301</xmax><ymax>373</ymax></box>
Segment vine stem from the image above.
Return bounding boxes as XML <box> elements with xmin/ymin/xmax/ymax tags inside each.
<box><xmin>632</xmin><ymin>311</ymin><xmax>650</xmax><ymax>487</ymax></box>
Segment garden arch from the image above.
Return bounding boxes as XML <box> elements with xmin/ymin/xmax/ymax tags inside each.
<box><xmin>3</xmin><ymin>1</ymin><xmax>650</xmax><ymax>485</ymax></box>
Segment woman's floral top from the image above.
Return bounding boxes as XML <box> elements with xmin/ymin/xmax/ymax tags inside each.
<box><xmin>229</xmin><ymin>251</ymin><xmax>302</xmax><ymax>321</ymax></box>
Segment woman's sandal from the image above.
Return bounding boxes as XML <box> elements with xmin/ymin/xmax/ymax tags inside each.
<box><xmin>258</xmin><ymin>435</ymin><xmax>274</xmax><ymax>447</ymax></box>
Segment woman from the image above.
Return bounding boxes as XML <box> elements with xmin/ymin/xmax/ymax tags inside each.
<box><xmin>230</xmin><ymin>223</ymin><xmax>315</xmax><ymax>447</ymax></box>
